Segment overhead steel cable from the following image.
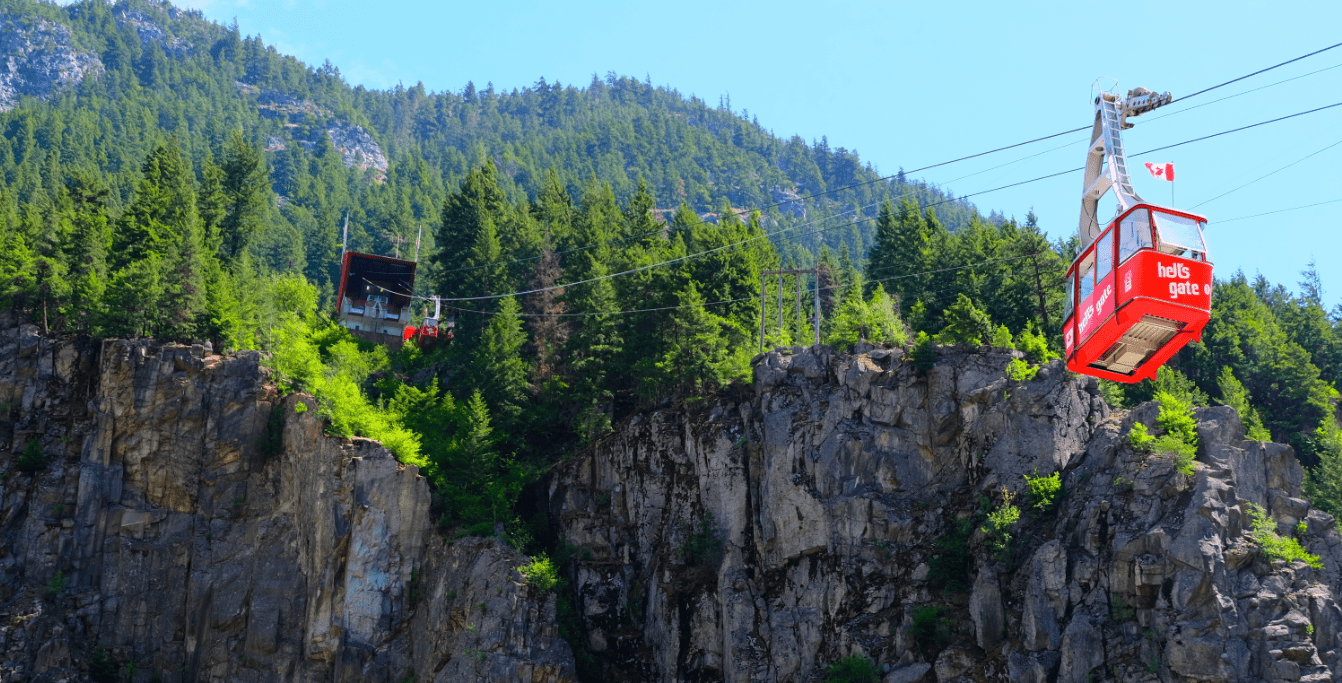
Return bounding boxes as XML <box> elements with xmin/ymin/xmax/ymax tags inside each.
<box><xmin>1191</xmin><ymin>137</ymin><xmax>1342</xmax><ymax>209</ymax></box>
<box><xmin>1214</xmin><ymin>198</ymin><xmax>1342</xmax><ymax>223</ymax></box>
<box><xmin>1172</xmin><ymin>41</ymin><xmax>1342</xmax><ymax>103</ymax></box>
<box><xmin>428</xmin><ymin>99</ymin><xmax>1342</xmax><ymax>303</ymax></box>
<box><xmin>1143</xmin><ymin>60</ymin><xmax>1342</xmax><ymax>125</ymax></box>
<box><xmin>431</xmin><ymin>41</ymin><xmax>1342</xmax><ymax>278</ymax></box>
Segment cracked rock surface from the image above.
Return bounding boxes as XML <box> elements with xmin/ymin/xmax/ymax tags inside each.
<box><xmin>548</xmin><ymin>344</ymin><xmax>1342</xmax><ymax>683</ymax></box>
<box><xmin>0</xmin><ymin>324</ymin><xmax>573</xmax><ymax>682</ymax></box>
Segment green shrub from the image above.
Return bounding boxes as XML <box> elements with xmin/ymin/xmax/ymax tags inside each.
<box><xmin>16</xmin><ymin>439</ymin><xmax>46</xmax><ymax>473</ymax></box>
<box><xmin>1154</xmin><ymin>391</ymin><xmax>1199</xmax><ymax>446</ymax></box>
<box><xmin>1128</xmin><ymin>423</ymin><xmax>1155</xmax><ymax>450</ymax></box>
<box><xmin>1005</xmin><ymin>358</ymin><xmax>1038</xmax><ymax>382</ymax></box>
<box><xmin>1016</xmin><ymin>322</ymin><xmax>1059</xmax><ymax>364</ymax></box>
<box><xmin>911</xmin><ymin>606</ymin><xmax>953</xmax><ymax>655</ymax></box>
<box><xmin>45</xmin><ymin>570</ymin><xmax>66</xmax><ymax>599</ymax></box>
<box><xmin>1023</xmin><ymin>470</ymin><xmax>1063</xmax><ymax>512</ymax></box>
<box><xmin>678</xmin><ymin>513</ymin><xmax>724</xmax><ymax>567</ymax></box>
<box><xmin>1246</xmin><ymin>503</ymin><xmax>1321</xmax><ymax>568</ymax></box>
<box><xmin>519</xmin><ymin>553</ymin><xmax>561</xmax><ymax>592</ymax></box>
<box><xmin>294</xmin><ymin>402</ymin><xmax>308</xmax><ymax>413</ymax></box>
<box><xmin>928</xmin><ymin>517</ymin><xmax>973</xmax><ymax>592</ymax></box>
<box><xmin>90</xmin><ymin>647</ymin><xmax>117</xmax><ymax>683</ymax></box>
<box><xmin>1296</xmin><ymin>520</ymin><xmax>1308</xmax><ymax>536</ymax></box>
<box><xmin>824</xmin><ymin>655</ymin><xmax>880</xmax><ymax>683</ymax></box>
<box><xmin>980</xmin><ymin>488</ymin><xmax>1019</xmax><ymax>558</ymax></box>
<box><xmin>911</xmin><ymin>331</ymin><xmax>937</xmax><ymax>373</ymax></box>
<box><xmin>1129</xmin><ymin>393</ymin><xmax>1200</xmax><ymax>476</ymax></box>
<box><xmin>1111</xmin><ymin>593</ymin><xmax>1135</xmax><ymax>621</ymax></box>
<box><xmin>991</xmin><ymin>325</ymin><xmax>1015</xmax><ymax>350</ymax></box>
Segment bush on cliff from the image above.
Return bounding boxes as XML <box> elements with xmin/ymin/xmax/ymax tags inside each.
<box><xmin>1246</xmin><ymin>503</ymin><xmax>1321</xmax><ymax>568</ymax></box>
<box><xmin>16</xmin><ymin>439</ymin><xmax>46</xmax><ymax>473</ymax></box>
<box><xmin>824</xmin><ymin>655</ymin><xmax>880</xmax><ymax>683</ymax></box>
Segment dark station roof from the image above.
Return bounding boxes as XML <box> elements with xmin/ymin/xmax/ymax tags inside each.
<box><xmin>337</xmin><ymin>251</ymin><xmax>418</xmax><ymax>311</ymax></box>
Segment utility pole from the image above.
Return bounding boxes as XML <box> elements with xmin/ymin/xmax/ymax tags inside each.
<box><xmin>761</xmin><ymin>268</ymin><xmax>820</xmax><ymax>350</ymax></box>
<box><xmin>340</xmin><ymin>211</ymin><xmax>349</xmax><ymax>259</ymax></box>
<box><xmin>414</xmin><ymin>225</ymin><xmax>423</xmax><ymax>262</ymax></box>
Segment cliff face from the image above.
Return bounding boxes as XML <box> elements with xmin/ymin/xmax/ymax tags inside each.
<box><xmin>0</xmin><ymin>324</ymin><xmax>573</xmax><ymax>682</ymax></box>
<box><xmin>547</xmin><ymin>344</ymin><xmax>1342</xmax><ymax>683</ymax></box>
<box><xmin>3</xmin><ymin>324</ymin><xmax>1341</xmax><ymax>683</ymax></box>
<box><xmin>0</xmin><ymin>13</ymin><xmax>103</xmax><ymax>112</ymax></box>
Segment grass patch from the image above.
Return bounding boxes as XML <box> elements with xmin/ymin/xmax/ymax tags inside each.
<box><xmin>1246</xmin><ymin>503</ymin><xmax>1321</xmax><ymax>568</ymax></box>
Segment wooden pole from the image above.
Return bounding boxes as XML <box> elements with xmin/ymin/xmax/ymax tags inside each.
<box><xmin>795</xmin><ymin>272</ymin><xmax>801</xmax><ymax>339</ymax></box>
<box><xmin>759</xmin><ymin>274</ymin><xmax>767</xmax><ymax>352</ymax></box>
<box><xmin>813</xmin><ymin>270</ymin><xmax>820</xmax><ymax>347</ymax></box>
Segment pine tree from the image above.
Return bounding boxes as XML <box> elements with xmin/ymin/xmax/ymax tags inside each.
<box><xmin>217</xmin><ymin>130</ymin><xmax>270</xmax><ymax>263</ymax></box>
<box><xmin>62</xmin><ymin>172</ymin><xmax>110</xmax><ymax>333</ymax></box>
<box><xmin>470</xmin><ymin>296</ymin><xmax>530</xmax><ymax>430</ymax></box>
<box><xmin>659</xmin><ymin>282</ymin><xmax>732</xmax><ymax>395</ymax></box>
<box><xmin>939</xmin><ymin>293</ymin><xmax>993</xmax><ymax>346</ymax></box>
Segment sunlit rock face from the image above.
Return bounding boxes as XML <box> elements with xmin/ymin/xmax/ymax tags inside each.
<box><xmin>549</xmin><ymin>343</ymin><xmax>1342</xmax><ymax>683</ymax></box>
<box><xmin>0</xmin><ymin>325</ymin><xmax>574</xmax><ymax>683</ymax></box>
<box><xmin>0</xmin><ymin>14</ymin><xmax>103</xmax><ymax>112</ymax></box>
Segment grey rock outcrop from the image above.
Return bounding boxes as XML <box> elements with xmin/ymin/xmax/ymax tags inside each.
<box><xmin>547</xmin><ymin>344</ymin><xmax>1342</xmax><ymax>682</ymax></box>
<box><xmin>113</xmin><ymin>7</ymin><xmax>189</xmax><ymax>54</ymax></box>
<box><xmin>0</xmin><ymin>327</ymin><xmax>573</xmax><ymax>682</ymax></box>
<box><xmin>0</xmin><ymin>14</ymin><xmax>103</xmax><ymax>112</ymax></box>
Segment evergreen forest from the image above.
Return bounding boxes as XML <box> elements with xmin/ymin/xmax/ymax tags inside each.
<box><xmin>2</xmin><ymin>0</ymin><xmax>1341</xmax><ymax>578</ymax></box>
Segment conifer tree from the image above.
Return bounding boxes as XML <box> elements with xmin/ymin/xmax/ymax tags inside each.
<box><xmin>63</xmin><ymin>172</ymin><xmax>110</xmax><ymax>332</ymax></box>
<box><xmin>939</xmin><ymin>293</ymin><xmax>993</xmax><ymax>346</ymax></box>
<box><xmin>218</xmin><ymin>130</ymin><xmax>270</xmax><ymax>264</ymax></box>
<box><xmin>659</xmin><ymin>282</ymin><xmax>732</xmax><ymax>395</ymax></box>
<box><xmin>470</xmin><ymin>296</ymin><xmax>530</xmax><ymax>430</ymax></box>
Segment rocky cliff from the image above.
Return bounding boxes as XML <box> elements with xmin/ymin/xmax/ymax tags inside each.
<box><xmin>2</xmin><ymin>325</ymin><xmax>1340</xmax><ymax>683</ymax></box>
<box><xmin>0</xmin><ymin>13</ymin><xmax>103</xmax><ymax>112</ymax></box>
<box><xmin>0</xmin><ymin>324</ymin><xmax>573</xmax><ymax>682</ymax></box>
<box><xmin>547</xmin><ymin>344</ymin><xmax>1342</xmax><ymax>683</ymax></box>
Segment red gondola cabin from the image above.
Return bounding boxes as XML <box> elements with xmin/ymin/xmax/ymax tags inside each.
<box><xmin>1063</xmin><ymin>204</ymin><xmax>1212</xmax><ymax>383</ymax></box>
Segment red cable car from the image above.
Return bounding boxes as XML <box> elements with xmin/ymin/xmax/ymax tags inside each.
<box><xmin>1063</xmin><ymin>85</ymin><xmax>1212</xmax><ymax>384</ymax></box>
<box><xmin>1064</xmin><ymin>204</ymin><xmax>1211</xmax><ymax>382</ymax></box>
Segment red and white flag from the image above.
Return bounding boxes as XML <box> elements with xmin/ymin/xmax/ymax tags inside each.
<box><xmin>1144</xmin><ymin>162</ymin><xmax>1175</xmax><ymax>181</ymax></box>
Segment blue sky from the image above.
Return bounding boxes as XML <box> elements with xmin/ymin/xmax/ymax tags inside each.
<box><xmin>169</xmin><ymin>0</ymin><xmax>1342</xmax><ymax>309</ymax></box>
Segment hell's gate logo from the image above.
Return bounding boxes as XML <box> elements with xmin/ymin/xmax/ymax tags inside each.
<box><xmin>1124</xmin><ymin>271</ymin><xmax>1132</xmax><ymax>292</ymax></box>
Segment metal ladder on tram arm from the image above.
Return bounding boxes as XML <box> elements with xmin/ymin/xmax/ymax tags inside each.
<box><xmin>1078</xmin><ymin>86</ymin><xmax>1172</xmax><ymax>245</ymax></box>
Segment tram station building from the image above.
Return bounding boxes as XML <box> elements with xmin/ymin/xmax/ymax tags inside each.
<box><xmin>335</xmin><ymin>251</ymin><xmax>417</xmax><ymax>349</ymax></box>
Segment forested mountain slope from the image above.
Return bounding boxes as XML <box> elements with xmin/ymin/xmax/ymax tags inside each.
<box><xmin>0</xmin><ymin>0</ymin><xmax>982</xmax><ymax>300</ymax></box>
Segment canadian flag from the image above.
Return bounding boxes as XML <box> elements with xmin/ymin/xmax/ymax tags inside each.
<box><xmin>1144</xmin><ymin>162</ymin><xmax>1175</xmax><ymax>181</ymax></box>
